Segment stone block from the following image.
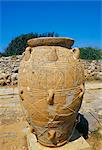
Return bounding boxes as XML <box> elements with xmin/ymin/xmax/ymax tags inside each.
<box><xmin>27</xmin><ymin>133</ymin><xmax>90</xmax><ymax>150</ymax></box>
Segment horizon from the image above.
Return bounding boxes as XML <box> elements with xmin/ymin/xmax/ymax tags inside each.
<box><xmin>0</xmin><ymin>1</ymin><xmax>102</xmax><ymax>52</ymax></box>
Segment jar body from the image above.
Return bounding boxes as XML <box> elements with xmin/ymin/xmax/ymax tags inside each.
<box><xmin>18</xmin><ymin>38</ymin><xmax>85</xmax><ymax>147</ymax></box>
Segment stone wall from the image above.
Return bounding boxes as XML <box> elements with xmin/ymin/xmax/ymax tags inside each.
<box><xmin>0</xmin><ymin>55</ymin><xmax>102</xmax><ymax>86</ymax></box>
<box><xmin>81</xmin><ymin>60</ymin><xmax>102</xmax><ymax>81</ymax></box>
<box><xmin>0</xmin><ymin>55</ymin><xmax>22</xmax><ymax>86</ymax></box>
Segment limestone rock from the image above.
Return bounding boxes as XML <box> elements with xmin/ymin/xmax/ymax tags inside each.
<box><xmin>27</xmin><ymin>133</ymin><xmax>90</xmax><ymax>150</ymax></box>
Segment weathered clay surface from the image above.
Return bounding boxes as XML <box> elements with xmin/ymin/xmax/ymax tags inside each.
<box><xmin>18</xmin><ymin>37</ymin><xmax>85</xmax><ymax>147</ymax></box>
<box><xmin>27</xmin><ymin>37</ymin><xmax>74</xmax><ymax>48</ymax></box>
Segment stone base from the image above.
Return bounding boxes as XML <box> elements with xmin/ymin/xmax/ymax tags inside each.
<box><xmin>27</xmin><ymin>131</ymin><xmax>90</xmax><ymax>150</ymax></box>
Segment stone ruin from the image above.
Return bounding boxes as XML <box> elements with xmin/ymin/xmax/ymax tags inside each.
<box><xmin>18</xmin><ymin>37</ymin><xmax>85</xmax><ymax>147</ymax></box>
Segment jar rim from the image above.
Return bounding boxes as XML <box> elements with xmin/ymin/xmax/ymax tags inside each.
<box><xmin>27</xmin><ymin>37</ymin><xmax>74</xmax><ymax>48</ymax></box>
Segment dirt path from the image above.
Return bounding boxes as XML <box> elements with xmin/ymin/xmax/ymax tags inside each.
<box><xmin>80</xmin><ymin>81</ymin><xmax>102</xmax><ymax>150</ymax></box>
<box><xmin>80</xmin><ymin>81</ymin><xmax>102</xmax><ymax>130</ymax></box>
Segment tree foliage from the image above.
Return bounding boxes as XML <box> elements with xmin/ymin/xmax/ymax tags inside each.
<box><xmin>4</xmin><ymin>32</ymin><xmax>59</xmax><ymax>56</ymax></box>
<box><xmin>80</xmin><ymin>47</ymin><xmax>102</xmax><ymax>60</ymax></box>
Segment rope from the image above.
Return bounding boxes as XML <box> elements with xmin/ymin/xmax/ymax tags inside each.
<box><xmin>22</xmin><ymin>63</ymin><xmax>83</xmax><ymax>141</ymax></box>
<box><xmin>25</xmin><ymin>85</ymin><xmax>81</xmax><ymax>95</ymax></box>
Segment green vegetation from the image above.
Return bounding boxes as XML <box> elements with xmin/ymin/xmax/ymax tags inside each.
<box><xmin>1</xmin><ymin>33</ymin><xmax>102</xmax><ymax>60</ymax></box>
<box><xmin>80</xmin><ymin>47</ymin><xmax>102</xmax><ymax>60</ymax></box>
<box><xmin>1</xmin><ymin>32</ymin><xmax>59</xmax><ymax>56</ymax></box>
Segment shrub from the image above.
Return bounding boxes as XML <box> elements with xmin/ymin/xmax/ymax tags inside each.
<box><xmin>80</xmin><ymin>47</ymin><xmax>102</xmax><ymax>60</ymax></box>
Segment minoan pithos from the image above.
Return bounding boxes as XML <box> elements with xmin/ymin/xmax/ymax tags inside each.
<box><xmin>18</xmin><ymin>37</ymin><xmax>85</xmax><ymax>147</ymax></box>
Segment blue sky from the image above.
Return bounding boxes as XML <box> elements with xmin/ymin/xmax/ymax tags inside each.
<box><xmin>0</xmin><ymin>0</ymin><xmax>101</xmax><ymax>52</ymax></box>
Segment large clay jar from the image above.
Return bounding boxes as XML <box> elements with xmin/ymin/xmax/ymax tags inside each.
<box><xmin>18</xmin><ymin>37</ymin><xmax>85</xmax><ymax>147</ymax></box>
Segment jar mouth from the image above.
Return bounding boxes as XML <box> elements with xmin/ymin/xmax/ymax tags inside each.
<box><xmin>27</xmin><ymin>37</ymin><xmax>74</xmax><ymax>49</ymax></box>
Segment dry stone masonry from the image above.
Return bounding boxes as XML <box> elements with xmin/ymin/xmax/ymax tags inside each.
<box><xmin>0</xmin><ymin>55</ymin><xmax>22</xmax><ymax>86</ymax></box>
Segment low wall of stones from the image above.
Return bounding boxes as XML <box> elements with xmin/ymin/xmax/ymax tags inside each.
<box><xmin>0</xmin><ymin>55</ymin><xmax>102</xmax><ymax>86</ymax></box>
<box><xmin>0</xmin><ymin>55</ymin><xmax>22</xmax><ymax>86</ymax></box>
<box><xmin>81</xmin><ymin>60</ymin><xmax>102</xmax><ymax>81</ymax></box>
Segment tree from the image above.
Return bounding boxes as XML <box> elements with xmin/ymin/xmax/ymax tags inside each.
<box><xmin>4</xmin><ymin>32</ymin><xmax>59</xmax><ymax>56</ymax></box>
<box><xmin>80</xmin><ymin>47</ymin><xmax>102</xmax><ymax>60</ymax></box>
